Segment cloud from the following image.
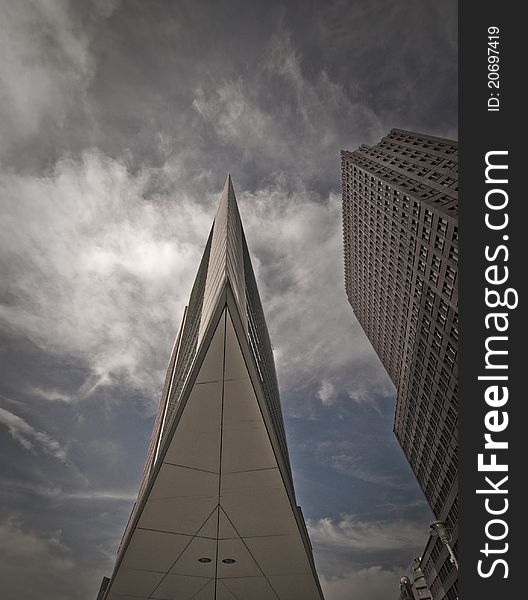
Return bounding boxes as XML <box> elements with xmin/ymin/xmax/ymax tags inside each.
<box><xmin>0</xmin><ymin>0</ymin><xmax>125</xmax><ymax>170</ymax></box>
<box><xmin>0</xmin><ymin>406</ymin><xmax>67</xmax><ymax>461</ymax></box>
<box><xmin>0</xmin><ymin>518</ymin><xmax>98</xmax><ymax>600</ymax></box>
<box><xmin>320</xmin><ymin>566</ymin><xmax>403</xmax><ymax>600</ymax></box>
<box><xmin>0</xmin><ymin>152</ymin><xmax>390</xmax><ymax>413</ymax></box>
<box><xmin>313</xmin><ymin>0</ymin><xmax>458</xmax><ymax>139</ymax></box>
<box><xmin>265</xmin><ymin>32</ymin><xmax>383</xmax><ymax>137</ymax></box>
<box><xmin>0</xmin><ymin>151</ymin><xmax>214</xmax><ymax>400</ymax></box>
<box><xmin>0</xmin><ymin>474</ymin><xmax>137</xmax><ymax>504</ymax></box>
<box><xmin>311</xmin><ymin>436</ymin><xmax>414</xmax><ymax>490</ymax></box>
<box><xmin>193</xmin><ymin>81</ymin><xmax>275</xmax><ymax>152</ymax></box>
<box><xmin>308</xmin><ymin>514</ymin><xmax>427</xmax><ymax>553</ymax></box>
<box><xmin>30</xmin><ymin>387</ymin><xmax>73</xmax><ymax>403</ymax></box>
<box><xmin>191</xmin><ymin>32</ymin><xmax>383</xmax><ymax>189</ymax></box>
<box><xmin>318</xmin><ymin>380</ymin><xmax>336</xmax><ymax>406</ymax></box>
<box><xmin>239</xmin><ymin>187</ymin><xmax>394</xmax><ymax>414</ymax></box>
<box><xmin>0</xmin><ymin>1</ymin><xmax>92</xmax><ymax>151</ymax></box>
<box><xmin>0</xmin><ymin>4</ymin><xmax>457</xmax><ymax>599</ymax></box>
<box><xmin>324</xmin><ymin>450</ymin><xmax>404</xmax><ymax>488</ymax></box>
<box><xmin>65</xmin><ymin>489</ymin><xmax>137</xmax><ymax>502</ymax></box>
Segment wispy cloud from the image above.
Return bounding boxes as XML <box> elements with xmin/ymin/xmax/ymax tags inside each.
<box><xmin>0</xmin><ymin>152</ymin><xmax>390</xmax><ymax>413</ymax></box>
<box><xmin>16</xmin><ymin>478</ymin><xmax>137</xmax><ymax>504</ymax></box>
<box><xmin>239</xmin><ymin>188</ymin><xmax>394</xmax><ymax>414</ymax></box>
<box><xmin>318</xmin><ymin>380</ymin><xmax>337</xmax><ymax>406</ymax></box>
<box><xmin>308</xmin><ymin>515</ymin><xmax>426</xmax><ymax>553</ymax></box>
<box><xmin>191</xmin><ymin>32</ymin><xmax>383</xmax><ymax>188</ymax></box>
<box><xmin>327</xmin><ymin>452</ymin><xmax>406</xmax><ymax>488</ymax></box>
<box><xmin>0</xmin><ymin>0</ymin><xmax>91</xmax><ymax>159</ymax></box>
<box><xmin>0</xmin><ymin>3</ymin><xmax>457</xmax><ymax>599</ymax></box>
<box><xmin>0</xmin><ymin>518</ymin><xmax>96</xmax><ymax>600</ymax></box>
<box><xmin>0</xmin><ymin>407</ymin><xmax>67</xmax><ymax>462</ymax></box>
<box><xmin>320</xmin><ymin>566</ymin><xmax>404</xmax><ymax>600</ymax></box>
<box><xmin>0</xmin><ymin>152</ymin><xmax>214</xmax><ymax>400</ymax></box>
<box><xmin>0</xmin><ymin>476</ymin><xmax>137</xmax><ymax>504</ymax></box>
<box><xmin>314</xmin><ymin>439</ymin><xmax>409</xmax><ymax>489</ymax></box>
<box><xmin>65</xmin><ymin>489</ymin><xmax>137</xmax><ymax>502</ymax></box>
<box><xmin>29</xmin><ymin>387</ymin><xmax>73</xmax><ymax>403</ymax></box>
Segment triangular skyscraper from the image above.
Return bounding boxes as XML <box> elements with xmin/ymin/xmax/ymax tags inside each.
<box><xmin>97</xmin><ymin>177</ymin><xmax>324</xmax><ymax>600</ymax></box>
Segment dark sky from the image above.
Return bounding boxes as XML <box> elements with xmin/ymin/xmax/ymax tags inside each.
<box><xmin>0</xmin><ymin>1</ymin><xmax>457</xmax><ymax>598</ymax></box>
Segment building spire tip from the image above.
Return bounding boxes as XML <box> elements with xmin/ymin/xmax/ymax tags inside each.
<box><xmin>223</xmin><ymin>173</ymin><xmax>235</xmax><ymax>198</ymax></box>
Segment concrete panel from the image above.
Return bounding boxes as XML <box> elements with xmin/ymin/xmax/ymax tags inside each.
<box><xmin>221</xmin><ymin>576</ymin><xmax>277</xmax><ymax>600</ymax></box>
<box><xmin>224</xmin><ymin>311</ymin><xmax>249</xmax><ymax>381</ymax></box>
<box><xmin>217</xmin><ymin>537</ymin><xmax>261</xmax><ymax>578</ymax></box>
<box><xmin>195</xmin><ymin>507</ymin><xmax>219</xmax><ymax>539</ymax></box>
<box><xmin>221</xmin><ymin>469</ymin><xmax>297</xmax><ymax>537</ymax></box>
<box><xmin>245</xmin><ymin>534</ymin><xmax>312</xmax><ymax>576</ymax></box>
<box><xmin>195</xmin><ymin>311</ymin><xmax>225</xmax><ymax>384</ymax></box>
<box><xmin>150</xmin><ymin>574</ymin><xmax>211</xmax><ymax>600</ymax></box>
<box><xmin>110</xmin><ymin>568</ymin><xmax>164</xmax><ymax>597</ymax></box>
<box><xmin>108</xmin><ymin>595</ymin><xmax>148</xmax><ymax>600</ymax></box>
<box><xmin>192</xmin><ymin>579</ymin><xmax>215</xmax><ymax>600</ymax></box>
<box><xmin>216</xmin><ymin>580</ymin><xmax>238</xmax><ymax>599</ymax></box>
<box><xmin>268</xmin><ymin>574</ymin><xmax>323</xmax><ymax>600</ymax></box>
<box><xmin>222</xmin><ymin>378</ymin><xmax>277</xmax><ymax>473</ymax></box>
<box><xmin>169</xmin><ymin>535</ymin><xmax>216</xmax><ymax>578</ymax></box>
<box><xmin>139</xmin><ymin>464</ymin><xmax>218</xmax><ymax>535</ymax></box>
<box><xmin>120</xmin><ymin>529</ymin><xmax>191</xmax><ymax>573</ymax></box>
<box><xmin>163</xmin><ymin>380</ymin><xmax>222</xmax><ymax>473</ymax></box>
<box><xmin>218</xmin><ymin>509</ymin><xmax>238</xmax><ymax>540</ymax></box>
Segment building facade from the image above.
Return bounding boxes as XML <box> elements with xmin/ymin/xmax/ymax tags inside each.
<box><xmin>97</xmin><ymin>176</ymin><xmax>324</xmax><ymax>600</ymax></box>
<box><xmin>341</xmin><ymin>129</ymin><xmax>458</xmax><ymax>600</ymax></box>
<box><xmin>399</xmin><ymin>557</ymin><xmax>433</xmax><ymax>600</ymax></box>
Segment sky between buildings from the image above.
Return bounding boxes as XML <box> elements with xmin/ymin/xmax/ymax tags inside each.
<box><xmin>0</xmin><ymin>1</ymin><xmax>457</xmax><ymax>598</ymax></box>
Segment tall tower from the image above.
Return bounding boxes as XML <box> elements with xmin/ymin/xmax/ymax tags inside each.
<box><xmin>341</xmin><ymin>130</ymin><xmax>458</xmax><ymax>600</ymax></box>
<box><xmin>97</xmin><ymin>176</ymin><xmax>324</xmax><ymax>600</ymax></box>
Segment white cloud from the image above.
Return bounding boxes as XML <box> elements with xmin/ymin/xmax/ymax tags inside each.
<box><xmin>0</xmin><ymin>1</ymin><xmax>93</xmax><ymax>146</ymax></box>
<box><xmin>0</xmin><ymin>152</ymin><xmax>390</xmax><ymax>412</ymax></box>
<box><xmin>0</xmin><ymin>518</ymin><xmax>97</xmax><ymax>600</ymax></box>
<box><xmin>313</xmin><ymin>439</ymin><xmax>409</xmax><ymax>488</ymax></box>
<box><xmin>30</xmin><ymin>387</ymin><xmax>73</xmax><ymax>403</ymax></box>
<box><xmin>0</xmin><ymin>476</ymin><xmax>136</xmax><ymax>504</ymax></box>
<box><xmin>0</xmin><ymin>6</ymin><xmax>457</xmax><ymax>600</ymax></box>
<box><xmin>0</xmin><ymin>24</ymin><xmax>392</xmax><ymax>414</ymax></box>
<box><xmin>308</xmin><ymin>514</ymin><xmax>426</xmax><ymax>553</ymax></box>
<box><xmin>0</xmin><ymin>407</ymin><xmax>67</xmax><ymax>461</ymax></box>
<box><xmin>65</xmin><ymin>489</ymin><xmax>136</xmax><ymax>502</ymax></box>
<box><xmin>0</xmin><ymin>152</ymin><xmax>213</xmax><ymax>400</ymax></box>
<box><xmin>266</xmin><ymin>32</ymin><xmax>382</xmax><ymax>135</ymax></box>
<box><xmin>318</xmin><ymin>380</ymin><xmax>336</xmax><ymax>405</ymax></box>
<box><xmin>320</xmin><ymin>566</ymin><xmax>403</xmax><ymax>600</ymax></box>
<box><xmin>326</xmin><ymin>452</ymin><xmax>402</xmax><ymax>488</ymax></box>
<box><xmin>193</xmin><ymin>81</ymin><xmax>275</xmax><ymax>151</ymax></box>
<box><xmin>239</xmin><ymin>188</ymin><xmax>393</xmax><ymax>411</ymax></box>
<box><xmin>192</xmin><ymin>32</ymin><xmax>383</xmax><ymax>185</ymax></box>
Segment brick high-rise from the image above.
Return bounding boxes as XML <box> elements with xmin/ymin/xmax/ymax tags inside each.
<box><xmin>341</xmin><ymin>129</ymin><xmax>458</xmax><ymax>600</ymax></box>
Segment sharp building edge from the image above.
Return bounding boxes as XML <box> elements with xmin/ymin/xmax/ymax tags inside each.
<box><xmin>97</xmin><ymin>176</ymin><xmax>324</xmax><ymax>600</ymax></box>
<box><xmin>341</xmin><ymin>129</ymin><xmax>459</xmax><ymax>600</ymax></box>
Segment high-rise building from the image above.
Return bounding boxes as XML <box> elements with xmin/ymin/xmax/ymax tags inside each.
<box><xmin>399</xmin><ymin>557</ymin><xmax>433</xmax><ymax>600</ymax></box>
<box><xmin>341</xmin><ymin>129</ymin><xmax>458</xmax><ymax>600</ymax></box>
<box><xmin>97</xmin><ymin>176</ymin><xmax>324</xmax><ymax>600</ymax></box>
